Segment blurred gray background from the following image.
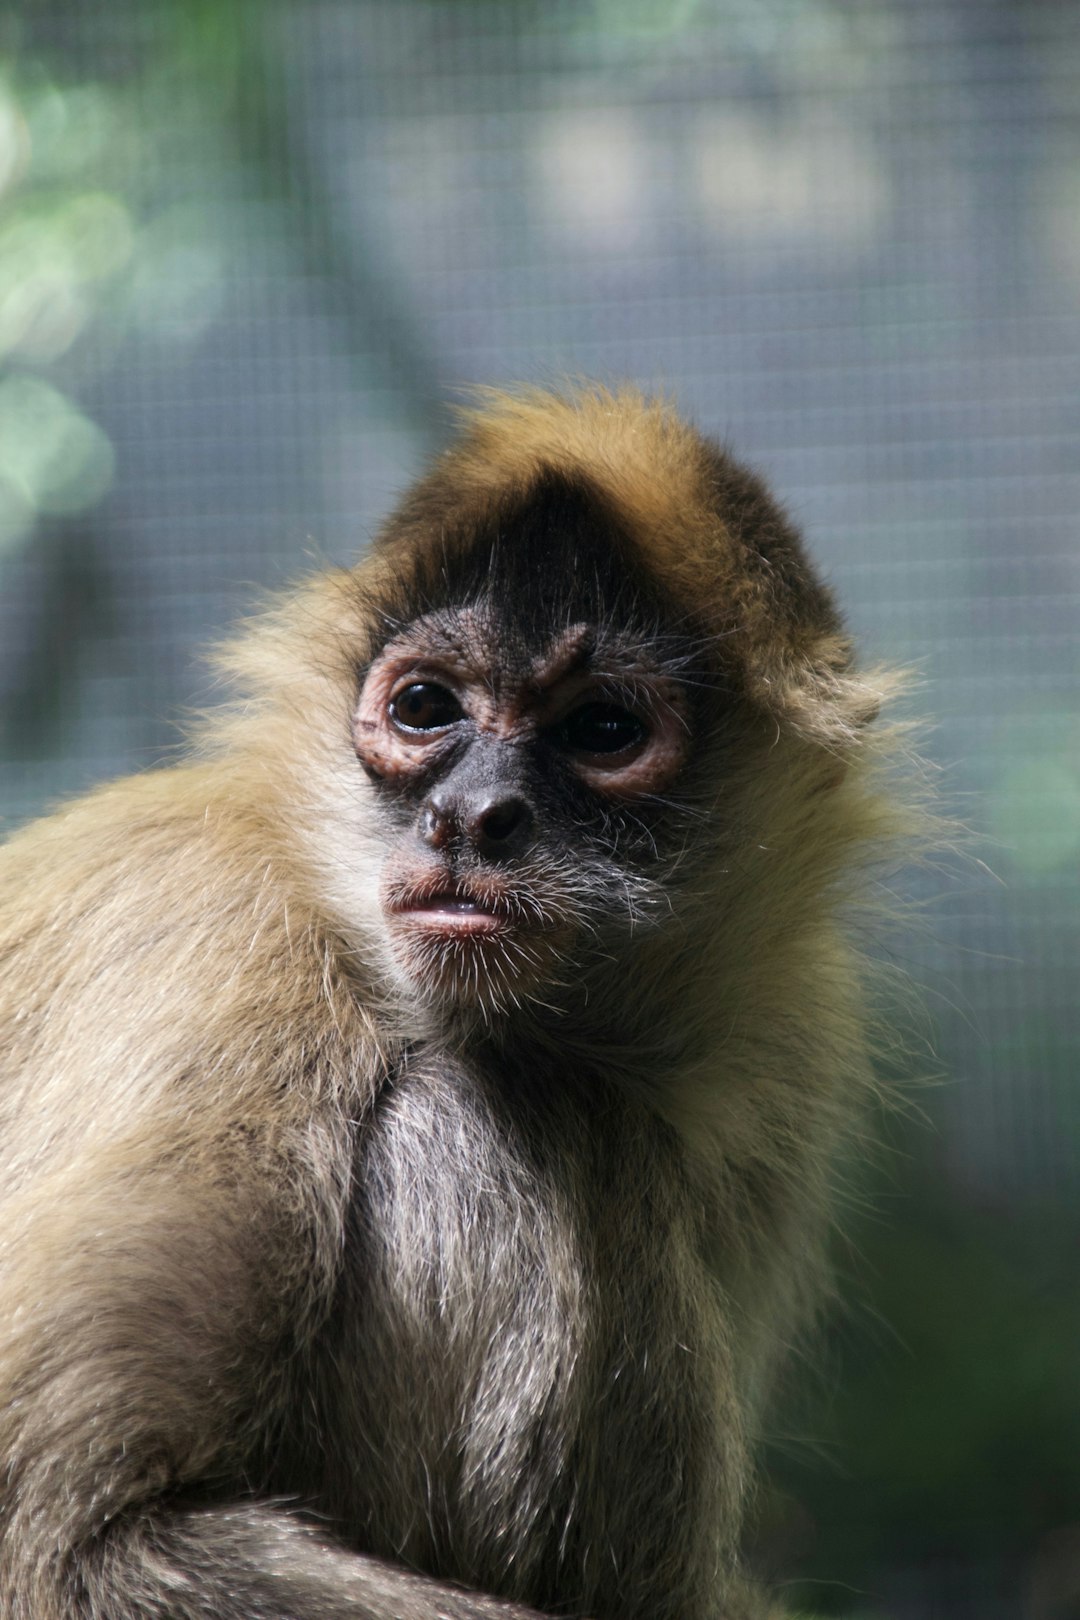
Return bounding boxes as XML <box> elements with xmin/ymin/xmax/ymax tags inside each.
<box><xmin>0</xmin><ymin>2</ymin><xmax>1077</xmax><ymax>1616</ymax></box>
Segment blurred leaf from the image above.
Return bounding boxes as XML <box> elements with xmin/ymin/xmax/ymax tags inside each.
<box><xmin>0</xmin><ymin>375</ymin><xmax>113</xmax><ymax>540</ymax></box>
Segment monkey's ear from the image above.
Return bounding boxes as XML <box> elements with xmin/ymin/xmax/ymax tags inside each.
<box><xmin>754</xmin><ymin>634</ymin><xmax>899</xmax><ymax>752</ymax></box>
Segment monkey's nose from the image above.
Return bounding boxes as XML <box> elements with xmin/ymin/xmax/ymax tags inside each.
<box><xmin>420</xmin><ymin>787</ymin><xmax>533</xmax><ymax>861</ymax></box>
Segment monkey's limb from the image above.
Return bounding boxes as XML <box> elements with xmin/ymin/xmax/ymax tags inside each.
<box><xmin>83</xmin><ymin>1506</ymin><xmax>555</xmax><ymax>1620</ymax></box>
<box><xmin>0</xmin><ymin>1133</ymin><xmax>398</xmax><ymax>1620</ymax></box>
<box><xmin>82</xmin><ymin>1508</ymin><xmax>779</xmax><ymax>1620</ymax></box>
<box><xmin>0</xmin><ymin>1134</ymin><xmax>769</xmax><ymax>1620</ymax></box>
<box><xmin>0</xmin><ymin>1142</ymin><xmax>578</xmax><ymax>1620</ymax></box>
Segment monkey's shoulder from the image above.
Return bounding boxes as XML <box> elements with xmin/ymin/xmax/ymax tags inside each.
<box><xmin>0</xmin><ymin>765</ymin><xmax>372</xmax><ymax>1136</ymax></box>
<box><xmin>0</xmin><ymin>764</ymin><xmax>273</xmax><ymax>951</ymax></box>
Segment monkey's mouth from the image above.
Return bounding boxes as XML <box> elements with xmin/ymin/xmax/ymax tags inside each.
<box><xmin>384</xmin><ymin>873</ymin><xmax>510</xmax><ymax>938</ymax></box>
<box><xmin>398</xmin><ymin>891</ymin><xmax>505</xmax><ymax>936</ymax></box>
<box><xmin>381</xmin><ymin>862</ymin><xmax>575</xmax><ymax>1009</ymax></box>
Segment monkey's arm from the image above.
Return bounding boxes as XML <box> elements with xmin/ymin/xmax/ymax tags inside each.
<box><xmin>0</xmin><ymin>1133</ymin><xmax>560</xmax><ymax>1620</ymax></box>
<box><xmin>0</xmin><ymin>779</ymin><xmax>554</xmax><ymax>1620</ymax></box>
<box><xmin>91</xmin><ymin>1506</ymin><xmax>555</xmax><ymax>1620</ymax></box>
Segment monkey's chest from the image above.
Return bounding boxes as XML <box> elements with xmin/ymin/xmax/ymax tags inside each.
<box><xmin>313</xmin><ymin>1052</ymin><xmax>727</xmax><ymax>1618</ymax></box>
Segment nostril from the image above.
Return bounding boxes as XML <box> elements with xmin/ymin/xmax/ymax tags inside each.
<box><xmin>420</xmin><ymin>790</ymin><xmax>456</xmax><ymax>849</ymax></box>
<box><xmin>473</xmin><ymin>795</ymin><xmax>532</xmax><ymax>851</ymax></box>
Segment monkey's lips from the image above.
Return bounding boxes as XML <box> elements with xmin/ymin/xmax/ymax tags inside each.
<box><xmin>395</xmin><ymin>891</ymin><xmax>506</xmax><ymax>936</ymax></box>
<box><xmin>382</xmin><ymin>865</ymin><xmax>571</xmax><ymax>1004</ymax></box>
<box><xmin>384</xmin><ymin>875</ymin><xmax>510</xmax><ymax>938</ymax></box>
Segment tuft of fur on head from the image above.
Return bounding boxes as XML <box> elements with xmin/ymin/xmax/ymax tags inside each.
<box><xmin>412</xmin><ymin>385</ymin><xmax>867</xmax><ymax>736</ymax></box>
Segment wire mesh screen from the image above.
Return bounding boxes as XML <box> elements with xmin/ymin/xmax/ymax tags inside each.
<box><xmin>1</xmin><ymin>2</ymin><xmax>1078</xmax><ymax>1615</ymax></box>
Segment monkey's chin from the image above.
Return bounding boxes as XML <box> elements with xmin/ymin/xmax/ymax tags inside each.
<box><xmin>385</xmin><ymin>910</ymin><xmax>562</xmax><ymax>1016</ymax></box>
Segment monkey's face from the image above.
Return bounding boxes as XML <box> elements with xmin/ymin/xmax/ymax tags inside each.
<box><xmin>352</xmin><ymin>604</ymin><xmax>693</xmax><ymax>1015</ymax></box>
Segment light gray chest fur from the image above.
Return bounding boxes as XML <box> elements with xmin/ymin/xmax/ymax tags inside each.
<box><xmin>303</xmin><ymin>1047</ymin><xmax>735</xmax><ymax>1620</ymax></box>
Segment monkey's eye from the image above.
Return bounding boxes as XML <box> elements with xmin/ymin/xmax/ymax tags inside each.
<box><xmin>389</xmin><ymin>682</ymin><xmax>464</xmax><ymax>733</ymax></box>
<box><xmin>554</xmin><ymin>702</ymin><xmax>646</xmax><ymax>757</ymax></box>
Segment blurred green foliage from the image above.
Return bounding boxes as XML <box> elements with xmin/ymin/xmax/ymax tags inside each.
<box><xmin>988</xmin><ymin>708</ymin><xmax>1080</xmax><ymax>881</ymax></box>
<box><xmin>0</xmin><ymin>66</ymin><xmax>130</xmax><ymax>548</ymax></box>
<box><xmin>762</xmin><ymin>1191</ymin><xmax>1080</xmax><ymax>1613</ymax></box>
<box><xmin>0</xmin><ymin>23</ymin><xmax>231</xmax><ymax>556</ymax></box>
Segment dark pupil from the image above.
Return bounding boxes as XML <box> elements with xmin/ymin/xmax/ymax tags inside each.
<box><xmin>391</xmin><ymin>682</ymin><xmax>461</xmax><ymax>731</ymax></box>
<box><xmin>561</xmin><ymin>703</ymin><xmax>644</xmax><ymax>755</ymax></box>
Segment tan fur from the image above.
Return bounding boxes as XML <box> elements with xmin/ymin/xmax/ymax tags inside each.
<box><xmin>0</xmin><ymin>387</ymin><xmax>914</xmax><ymax>1620</ymax></box>
<box><xmin>387</xmin><ymin>386</ymin><xmax>880</xmax><ymax>743</ymax></box>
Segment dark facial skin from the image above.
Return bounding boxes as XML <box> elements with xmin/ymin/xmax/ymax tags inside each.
<box><xmin>353</xmin><ymin>604</ymin><xmax>692</xmax><ymax>1010</ymax></box>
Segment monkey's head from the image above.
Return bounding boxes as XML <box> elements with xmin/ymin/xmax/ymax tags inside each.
<box><xmin>332</xmin><ymin>388</ymin><xmax>884</xmax><ymax>1022</ymax></box>
<box><xmin>352</xmin><ymin>582</ymin><xmax>691</xmax><ymax>1015</ymax></box>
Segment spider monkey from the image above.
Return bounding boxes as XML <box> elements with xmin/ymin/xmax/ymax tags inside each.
<box><xmin>0</xmin><ymin>387</ymin><xmax>903</xmax><ymax>1620</ymax></box>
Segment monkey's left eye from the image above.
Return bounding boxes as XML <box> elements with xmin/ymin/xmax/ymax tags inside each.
<box><xmin>389</xmin><ymin>682</ymin><xmax>464</xmax><ymax>732</ymax></box>
<box><xmin>553</xmin><ymin>702</ymin><xmax>646</xmax><ymax>757</ymax></box>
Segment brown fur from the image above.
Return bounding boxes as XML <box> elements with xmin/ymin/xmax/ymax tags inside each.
<box><xmin>0</xmin><ymin>387</ymin><xmax>909</xmax><ymax>1619</ymax></box>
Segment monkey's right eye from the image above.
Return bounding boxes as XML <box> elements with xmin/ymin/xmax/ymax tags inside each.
<box><xmin>553</xmin><ymin>702</ymin><xmax>646</xmax><ymax>757</ymax></box>
<box><xmin>388</xmin><ymin>682</ymin><xmax>464</xmax><ymax>733</ymax></box>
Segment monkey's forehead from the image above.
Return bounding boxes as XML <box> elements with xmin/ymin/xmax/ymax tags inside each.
<box><xmin>370</xmin><ymin>608</ymin><xmax>691</xmax><ymax>687</ymax></box>
<box><xmin>370</xmin><ymin>393</ymin><xmax>844</xmax><ymax>655</ymax></box>
<box><xmin>370</xmin><ymin>468</ymin><xmax>687</xmax><ymax>640</ymax></box>
<box><xmin>376</xmin><ymin>609</ymin><xmax>586</xmax><ymax>677</ymax></box>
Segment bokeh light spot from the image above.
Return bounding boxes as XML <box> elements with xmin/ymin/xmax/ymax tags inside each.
<box><xmin>989</xmin><ymin>760</ymin><xmax>1080</xmax><ymax>876</ymax></box>
<box><xmin>0</xmin><ymin>375</ymin><xmax>114</xmax><ymax>525</ymax></box>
